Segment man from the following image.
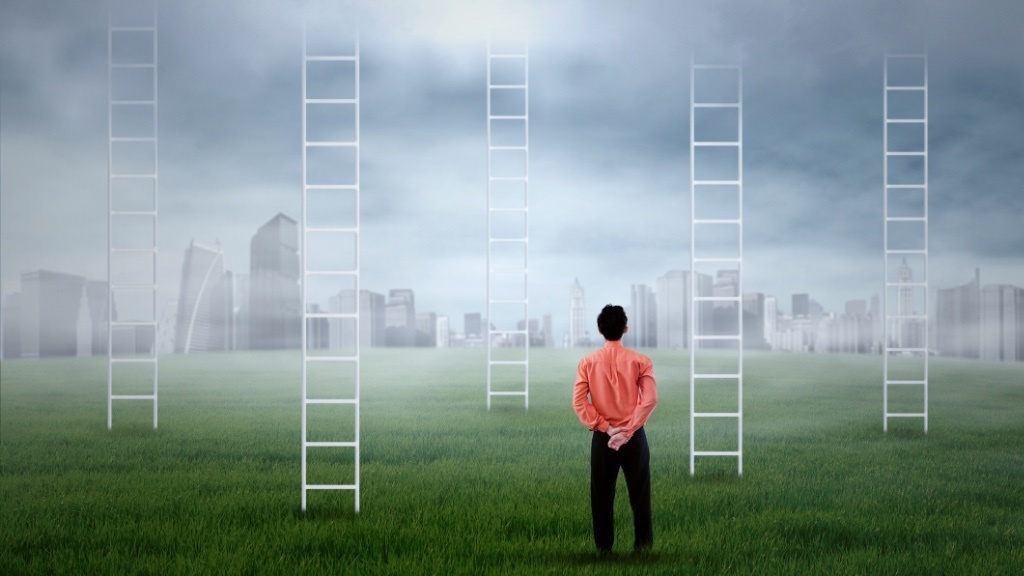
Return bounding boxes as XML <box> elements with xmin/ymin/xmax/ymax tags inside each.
<box><xmin>573</xmin><ymin>304</ymin><xmax>658</xmax><ymax>554</ymax></box>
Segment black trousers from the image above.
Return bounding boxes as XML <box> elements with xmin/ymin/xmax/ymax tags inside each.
<box><xmin>590</xmin><ymin>426</ymin><xmax>653</xmax><ymax>551</ymax></box>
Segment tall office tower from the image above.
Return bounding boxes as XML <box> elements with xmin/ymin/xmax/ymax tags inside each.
<box><xmin>85</xmin><ymin>280</ymin><xmax>109</xmax><ymax>356</ymax></box>
<box><xmin>743</xmin><ymin>293</ymin><xmax>767</xmax><ymax>349</ymax></box>
<box><xmin>175</xmin><ymin>240</ymin><xmax>228</xmax><ymax>353</ymax></box>
<box><xmin>436</xmin><ymin>315</ymin><xmax>450</xmax><ymax>348</ymax></box>
<box><xmin>416</xmin><ymin>312</ymin><xmax>438</xmax><ymax>347</ymax></box>
<box><xmin>870</xmin><ymin>294</ymin><xmax>882</xmax><ymax>354</ymax></box>
<box><xmin>841</xmin><ymin>299</ymin><xmax>871</xmax><ymax>354</ymax></box>
<box><xmin>227</xmin><ymin>272</ymin><xmax>249</xmax><ymax>351</ymax></box>
<box><xmin>20</xmin><ymin>270</ymin><xmax>87</xmax><ymax>357</ymax></box>
<box><xmin>386</xmin><ymin>289</ymin><xmax>416</xmax><ymax>347</ymax></box>
<box><xmin>656</xmin><ymin>270</ymin><xmax>712</xmax><ymax>350</ymax></box>
<box><xmin>980</xmin><ymin>284</ymin><xmax>1022</xmax><ymax>362</ymax></box>
<box><xmin>627</xmin><ymin>284</ymin><xmax>657</xmax><ymax>348</ymax></box>
<box><xmin>249</xmin><ymin>213</ymin><xmax>301</xmax><ymax>350</ymax></box>
<box><xmin>792</xmin><ymin>293</ymin><xmax>810</xmax><ymax>319</ymax></box>
<box><xmin>894</xmin><ymin>258</ymin><xmax>925</xmax><ymax>349</ymax></box>
<box><xmin>543</xmin><ymin>313</ymin><xmax>553</xmax><ymax>348</ymax></box>
<box><xmin>569</xmin><ymin>278</ymin><xmax>587</xmax><ymax>347</ymax></box>
<box><xmin>935</xmin><ymin>269</ymin><xmax>981</xmax><ymax>359</ymax></box>
<box><xmin>329</xmin><ymin>289</ymin><xmax>385</xmax><ymax>349</ymax></box>
<box><xmin>465</xmin><ymin>312</ymin><xmax>482</xmax><ymax>339</ymax></box>
<box><xmin>763</xmin><ymin>295</ymin><xmax>777</xmax><ymax>350</ymax></box>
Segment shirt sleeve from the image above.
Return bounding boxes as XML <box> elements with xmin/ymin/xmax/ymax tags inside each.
<box><xmin>573</xmin><ymin>358</ymin><xmax>610</xmax><ymax>433</ymax></box>
<box><xmin>621</xmin><ymin>356</ymin><xmax>657</xmax><ymax>439</ymax></box>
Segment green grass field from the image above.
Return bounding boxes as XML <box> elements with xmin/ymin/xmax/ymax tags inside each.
<box><xmin>1</xmin><ymin>349</ymin><xmax>1022</xmax><ymax>575</ymax></box>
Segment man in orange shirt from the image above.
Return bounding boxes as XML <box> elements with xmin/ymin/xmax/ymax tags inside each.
<box><xmin>573</xmin><ymin>304</ymin><xmax>658</xmax><ymax>554</ymax></box>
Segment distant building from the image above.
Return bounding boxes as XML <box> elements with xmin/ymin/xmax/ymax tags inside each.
<box><xmin>792</xmin><ymin>293</ymin><xmax>810</xmax><ymax>319</ymax></box>
<box><xmin>416</xmin><ymin>311</ymin><xmax>437</xmax><ymax>347</ymax></box>
<box><xmin>464</xmin><ymin>312</ymin><xmax>483</xmax><ymax>348</ymax></box>
<box><xmin>627</xmin><ymin>284</ymin><xmax>657</xmax><ymax>348</ymax></box>
<box><xmin>2</xmin><ymin>292</ymin><xmax>21</xmax><ymax>359</ymax></box>
<box><xmin>743</xmin><ymin>293</ymin><xmax>768</xmax><ymax>350</ymax></box>
<box><xmin>329</xmin><ymin>289</ymin><xmax>385</xmax><ymax>350</ymax></box>
<box><xmin>656</xmin><ymin>270</ymin><xmax>712</xmax><ymax>350</ymax></box>
<box><xmin>20</xmin><ymin>270</ymin><xmax>86</xmax><ymax>357</ymax></box>
<box><xmin>980</xmin><ymin>284</ymin><xmax>1023</xmax><ymax>362</ymax></box>
<box><xmin>763</xmin><ymin>295</ymin><xmax>777</xmax><ymax>350</ymax></box>
<box><xmin>386</xmin><ymin>289</ymin><xmax>416</xmax><ymax>346</ymax></box>
<box><xmin>892</xmin><ymin>259</ymin><xmax>925</xmax><ymax>350</ymax></box>
<box><xmin>569</xmin><ymin>278</ymin><xmax>587</xmax><ymax>347</ymax></box>
<box><xmin>436</xmin><ymin>315</ymin><xmax>450</xmax><ymax>348</ymax></box>
<box><xmin>249</xmin><ymin>213</ymin><xmax>301</xmax><ymax>350</ymax></box>
<box><xmin>542</xmin><ymin>313</ymin><xmax>553</xmax><ymax>348</ymax></box>
<box><xmin>935</xmin><ymin>269</ymin><xmax>981</xmax><ymax>359</ymax></box>
<box><xmin>175</xmin><ymin>240</ymin><xmax>229</xmax><ymax>353</ymax></box>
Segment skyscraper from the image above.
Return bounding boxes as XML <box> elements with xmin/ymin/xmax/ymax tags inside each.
<box><xmin>386</xmin><ymin>289</ymin><xmax>416</xmax><ymax>346</ymax></box>
<box><xmin>329</xmin><ymin>289</ymin><xmax>385</xmax><ymax>350</ymax></box>
<box><xmin>792</xmin><ymin>293</ymin><xmax>810</xmax><ymax>319</ymax></box>
<box><xmin>416</xmin><ymin>311</ymin><xmax>437</xmax><ymax>347</ymax></box>
<box><xmin>20</xmin><ymin>270</ymin><xmax>87</xmax><ymax>357</ymax></box>
<box><xmin>935</xmin><ymin>269</ymin><xmax>981</xmax><ymax>359</ymax></box>
<box><xmin>628</xmin><ymin>284</ymin><xmax>657</xmax><ymax>348</ymax></box>
<box><xmin>175</xmin><ymin>240</ymin><xmax>228</xmax><ymax>353</ymax></box>
<box><xmin>436</xmin><ymin>315</ymin><xmax>450</xmax><ymax>348</ymax></box>
<box><xmin>743</xmin><ymin>292</ymin><xmax>767</xmax><ymax>349</ymax></box>
<box><xmin>249</xmin><ymin>213</ymin><xmax>301</xmax><ymax>350</ymax></box>
<box><xmin>569</xmin><ymin>278</ymin><xmax>586</xmax><ymax>347</ymax></box>
<box><xmin>543</xmin><ymin>313</ymin><xmax>553</xmax><ymax>348</ymax></box>
<box><xmin>980</xmin><ymin>284</ymin><xmax>1022</xmax><ymax>362</ymax></box>
<box><xmin>763</xmin><ymin>295</ymin><xmax>777</xmax><ymax>350</ymax></box>
<box><xmin>656</xmin><ymin>270</ymin><xmax>712</xmax><ymax>350</ymax></box>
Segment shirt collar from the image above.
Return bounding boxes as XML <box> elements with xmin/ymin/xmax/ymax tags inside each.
<box><xmin>604</xmin><ymin>340</ymin><xmax>624</xmax><ymax>348</ymax></box>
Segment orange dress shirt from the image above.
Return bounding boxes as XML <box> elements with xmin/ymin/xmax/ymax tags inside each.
<box><xmin>573</xmin><ymin>340</ymin><xmax>657</xmax><ymax>439</ymax></box>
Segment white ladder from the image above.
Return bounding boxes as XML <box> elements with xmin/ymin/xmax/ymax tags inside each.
<box><xmin>108</xmin><ymin>0</ymin><xmax>159</xmax><ymax>430</ymax></box>
<box><xmin>301</xmin><ymin>23</ymin><xmax>361</xmax><ymax>511</ymax></box>
<box><xmin>883</xmin><ymin>52</ymin><xmax>929</xmax><ymax>433</ymax></box>
<box><xmin>486</xmin><ymin>37</ymin><xmax>529</xmax><ymax>410</ymax></box>
<box><xmin>689</xmin><ymin>54</ymin><xmax>743</xmax><ymax>476</ymax></box>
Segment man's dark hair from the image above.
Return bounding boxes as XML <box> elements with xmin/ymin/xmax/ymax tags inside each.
<box><xmin>597</xmin><ymin>304</ymin><xmax>628</xmax><ymax>342</ymax></box>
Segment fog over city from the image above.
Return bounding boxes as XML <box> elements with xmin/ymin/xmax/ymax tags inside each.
<box><xmin>2</xmin><ymin>0</ymin><xmax>1023</xmax><ymax>345</ymax></box>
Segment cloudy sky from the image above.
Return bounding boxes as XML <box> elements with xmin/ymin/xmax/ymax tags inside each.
<box><xmin>2</xmin><ymin>0</ymin><xmax>1022</xmax><ymax>340</ymax></box>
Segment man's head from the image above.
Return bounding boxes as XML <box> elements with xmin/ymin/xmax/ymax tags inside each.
<box><xmin>597</xmin><ymin>304</ymin><xmax>628</xmax><ymax>342</ymax></box>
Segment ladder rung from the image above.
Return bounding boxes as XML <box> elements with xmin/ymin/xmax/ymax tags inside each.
<box><xmin>111</xmin><ymin>100</ymin><xmax>155</xmax><ymax>105</ymax></box>
<box><xmin>693</xmin><ymin>257</ymin><xmax>741</xmax><ymax>263</ymax></box>
<box><xmin>110</xmin><ymin>174</ymin><xmax>155</xmax><ymax>179</ymax></box>
<box><xmin>305</xmin><ymin>312</ymin><xmax>358</xmax><ymax>319</ymax></box>
<box><xmin>305</xmin><ymin>141</ymin><xmax>357</xmax><ymax>148</ymax></box>
<box><xmin>489</xmin><ymin>115</ymin><xmax>527</xmax><ymax>120</ymax></box>
<box><xmin>887</xmin><ymin>348</ymin><xmax>928</xmax><ymax>353</ymax></box>
<box><xmin>490</xmin><ymin>361</ymin><xmax>527</xmax><ymax>366</ymax></box>
<box><xmin>693</xmin><ymin>412</ymin><xmax>740</xmax><ymax>418</ymax></box>
<box><xmin>693</xmin><ymin>141</ymin><xmax>740</xmax><ymax>147</ymax></box>
<box><xmin>489</xmin><ymin>238</ymin><xmax>528</xmax><ymax>243</ymax></box>
<box><xmin>305</xmin><ymin>355</ymin><xmax>359</xmax><ymax>362</ymax></box>
<box><xmin>110</xmin><ymin>248</ymin><xmax>156</xmax><ymax>254</ymax></box>
<box><xmin>304</xmin><ymin>270</ymin><xmax>358</xmax><ymax>276</ymax></box>
<box><xmin>693</xmin><ymin>451</ymin><xmax>741</xmax><ymax>457</ymax></box>
<box><xmin>886</xmin><ymin>413</ymin><xmax>927</xmax><ymax>418</ymax></box>
<box><xmin>305</xmin><ymin>56</ymin><xmax>357</xmax><ymax>61</ymax></box>
<box><xmin>111</xmin><ymin>137</ymin><xmax>155</xmax><ymax>142</ymax></box>
<box><xmin>489</xmin><ymin>84</ymin><xmax>526</xmax><ymax>89</ymax></box>
<box><xmin>693</xmin><ymin>64</ymin><xmax>739</xmax><ymax>70</ymax></box>
<box><xmin>885</xmin><ymin>249</ymin><xmax>926</xmax><ymax>254</ymax></box>
<box><xmin>111</xmin><ymin>211</ymin><xmax>157</xmax><ymax>217</ymax></box>
<box><xmin>886</xmin><ymin>119</ymin><xmax>926</xmax><ymax>124</ymax></box>
<box><xmin>489</xmin><ymin>391</ymin><xmax>527</xmax><ymax>396</ymax></box>
<box><xmin>885</xmin><ymin>86</ymin><xmax>926</xmax><ymax>91</ymax></box>
<box><xmin>305</xmin><ymin>227</ymin><xmax>358</xmax><ymax>233</ymax></box>
<box><xmin>693</xmin><ymin>296</ymin><xmax>741</xmax><ymax>302</ymax></box>
<box><xmin>692</xmin><ymin>374</ymin><xmax>741</xmax><ymax>379</ymax></box>
<box><xmin>885</xmin><ymin>282</ymin><xmax>928</xmax><ymax>287</ymax></box>
<box><xmin>306</xmin><ymin>441</ymin><xmax>357</xmax><ymax>448</ymax></box>
<box><xmin>886</xmin><ymin>151</ymin><xmax>926</xmax><ymax>156</ymax></box>
<box><xmin>306</xmin><ymin>184</ymin><xmax>358</xmax><ymax>190</ymax></box>
<box><xmin>306</xmin><ymin>398</ymin><xmax>357</xmax><ymax>405</ymax></box>
<box><xmin>489</xmin><ymin>146</ymin><xmax>528</xmax><ymax>150</ymax></box>
<box><xmin>886</xmin><ymin>380</ymin><xmax>927</xmax><ymax>385</ymax></box>
<box><xmin>694</xmin><ymin>219</ymin><xmax>741</xmax><ymax>225</ymax></box>
<box><xmin>489</xmin><ymin>207</ymin><xmax>527</xmax><ymax>212</ymax></box>
<box><xmin>306</xmin><ymin>484</ymin><xmax>358</xmax><ymax>490</ymax></box>
<box><xmin>885</xmin><ymin>217</ymin><xmax>927</xmax><ymax>222</ymax></box>
<box><xmin>111</xmin><ymin>321</ymin><xmax>157</xmax><ymax>326</ymax></box>
<box><xmin>693</xmin><ymin>102</ymin><xmax>740</xmax><ymax>108</ymax></box>
<box><xmin>110</xmin><ymin>357</ymin><xmax>156</xmax><ymax>363</ymax></box>
<box><xmin>489</xmin><ymin>176</ymin><xmax>528</xmax><ymax>181</ymax></box>
<box><xmin>110</xmin><ymin>26</ymin><xmax>155</xmax><ymax>32</ymax></box>
<box><xmin>110</xmin><ymin>64</ymin><xmax>155</xmax><ymax>69</ymax></box>
<box><xmin>692</xmin><ymin>180</ymin><xmax>740</xmax><ymax>185</ymax></box>
<box><xmin>489</xmin><ymin>53</ymin><xmax>527</xmax><ymax>59</ymax></box>
<box><xmin>111</xmin><ymin>394</ymin><xmax>155</xmax><ymax>400</ymax></box>
<box><xmin>305</xmin><ymin>99</ymin><xmax>357</xmax><ymax>104</ymax></box>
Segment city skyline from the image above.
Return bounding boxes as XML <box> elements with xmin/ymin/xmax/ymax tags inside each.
<box><xmin>2</xmin><ymin>0</ymin><xmax>1024</xmax><ymax>350</ymax></box>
